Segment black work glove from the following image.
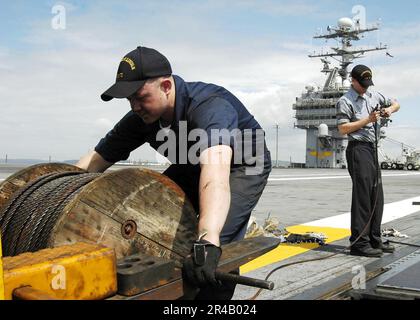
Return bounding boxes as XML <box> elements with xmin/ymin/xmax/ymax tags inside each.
<box><xmin>182</xmin><ymin>239</ymin><xmax>222</xmax><ymax>288</ymax></box>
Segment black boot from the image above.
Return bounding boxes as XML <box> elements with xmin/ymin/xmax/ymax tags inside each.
<box><xmin>350</xmin><ymin>246</ymin><xmax>383</xmax><ymax>257</ymax></box>
<box><xmin>372</xmin><ymin>242</ymin><xmax>395</xmax><ymax>253</ymax></box>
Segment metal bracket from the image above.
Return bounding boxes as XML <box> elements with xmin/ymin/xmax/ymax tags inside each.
<box><xmin>117</xmin><ymin>253</ymin><xmax>176</xmax><ymax>296</ymax></box>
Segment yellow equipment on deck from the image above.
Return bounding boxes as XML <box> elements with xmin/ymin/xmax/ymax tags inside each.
<box><xmin>0</xmin><ymin>164</ymin><xmax>279</xmax><ymax>300</ymax></box>
<box><xmin>1</xmin><ymin>242</ymin><xmax>117</xmax><ymax>300</ymax></box>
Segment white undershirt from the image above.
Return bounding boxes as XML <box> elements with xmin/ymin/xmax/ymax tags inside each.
<box><xmin>159</xmin><ymin>119</ymin><xmax>172</xmax><ymax>134</ymax></box>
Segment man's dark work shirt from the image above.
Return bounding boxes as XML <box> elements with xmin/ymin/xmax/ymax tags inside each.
<box><xmin>95</xmin><ymin>75</ymin><xmax>267</xmax><ymax>167</ymax></box>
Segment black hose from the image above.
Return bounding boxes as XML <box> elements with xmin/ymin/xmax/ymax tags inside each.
<box><xmin>249</xmin><ymin>117</ymin><xmax>383</xmax><ymax>300</ymax></box>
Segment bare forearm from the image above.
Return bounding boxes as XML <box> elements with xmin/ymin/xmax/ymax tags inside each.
<box><xmin>198</xmin><ymin>146</ymin><xmax>232</xmax><ymax>246</ymax></box>
<box><xmin>338</xmin><ymin>118</ymin><xmax>370</xmax><ymax>135</ymax></box>
<box><xmin>75</xmin><ymin>151</ymin><xmax>113</xmax><ymax>173</ymax></box>
<box><xmin>198</xmin><ymin>173</ymin><xmax>230</xmax><ymax>246</ymax></box>
<box><xmin>389</xmin><ymin>102</ymin><xmax>400</xmax><ymax>114</ymax></box>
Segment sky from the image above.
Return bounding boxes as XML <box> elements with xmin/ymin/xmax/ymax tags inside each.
<box><xmin>1</xmin><ymin>0</ymin><xmax>420</xmax><ymax>163</ymax></box>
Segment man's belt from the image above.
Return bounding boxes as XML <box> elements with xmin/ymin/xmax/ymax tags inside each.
<box><xmin>348</xmin><ymin>140</ymin><xmax>375</xmax><ymax>147</ymax></box>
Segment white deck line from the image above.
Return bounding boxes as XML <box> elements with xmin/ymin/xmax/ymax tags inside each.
<box><xmin>303</xmin><ymin>196</ymin><xmax>420</xmax><ymax>229</ymax></box>
<box><xmin>269</xmin><ymin>173</ymin><xmax>349</xmax><ymax>178</ymax></box>
<box><xmin>268</xmin><ymin>172</ymin><xmax>420</xmax><ymax>181</ymax></box>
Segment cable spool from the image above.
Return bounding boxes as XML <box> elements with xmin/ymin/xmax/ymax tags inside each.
<box><xmin>0</xmin><ymin>164</ymin><xmax>198</xmax><ymax>266</ymax></box>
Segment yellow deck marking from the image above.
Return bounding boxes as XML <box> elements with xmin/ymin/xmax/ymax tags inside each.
<box><xmin>240</xmin><ymin>225</ymin><xmax>351</xmax><ymax>274</ymax></box>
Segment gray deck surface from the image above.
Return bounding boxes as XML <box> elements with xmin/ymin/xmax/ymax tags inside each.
<box><xmin>1</xmin><ymin>164</ymin><xmax>419</xmax><ymax>300</ymax></box>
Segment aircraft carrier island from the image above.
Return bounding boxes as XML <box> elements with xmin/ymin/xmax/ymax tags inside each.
<box><xmin>1</xmin><ymin>15</ymin><xmax>419</xmax><ymax>302</ymax></box>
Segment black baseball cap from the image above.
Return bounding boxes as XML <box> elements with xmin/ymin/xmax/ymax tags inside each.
<box><xmin>101</xmin><ymin>46</ymin><xmax>172</xmax><ymax>101</ymax></box>
<box><xmin>351</xmin><ymin>64</ymin><xmax>374</xmax><ymax>88</ymax></box>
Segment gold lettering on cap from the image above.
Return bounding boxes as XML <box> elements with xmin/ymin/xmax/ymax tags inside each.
<box><xmin>117</xmin><ymin>72</ymin><xmax>124</xmax><ymax>79</ymax></box>
<box><xmin>122</xmin><ymin>57</ymin><xmax>136</xmax><ymax>70</ymax></box>
<box><xmin>361</xmin><ymin>70</ymin><xmax>372</xmax><ymax>78</ymax></box>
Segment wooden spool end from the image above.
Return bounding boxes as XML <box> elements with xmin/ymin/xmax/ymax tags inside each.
<box><xmin>0</xmin><ymin>163</ymin><xmax>84</xmax><ymax>212</ymax></box>
<box><xmin>50</xmin><ymin>167</ymin><xmax>198</xmax><ymax>266</ymax></box>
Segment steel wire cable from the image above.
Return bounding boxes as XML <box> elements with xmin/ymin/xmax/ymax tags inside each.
<box><xmin>0</xmin><ymin>171</ymin><xmax>100</xmax><ymax>256</ymax></box>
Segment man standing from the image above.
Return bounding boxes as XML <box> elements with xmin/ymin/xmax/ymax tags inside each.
<box><xmin>337</xmin><ymin>65</ymin><xmax>400</xmax><ymax>257</ymax></box>
<box><xmin>76</xmin><ymin>46</ymin><xmax>271</xmax><ymax>299</ymax></box>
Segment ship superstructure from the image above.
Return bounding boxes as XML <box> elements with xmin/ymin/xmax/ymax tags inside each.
<box><xmin>293</xmin><ymin>17</ymin><xmax>388</xmax><ymax>168</ymax></box>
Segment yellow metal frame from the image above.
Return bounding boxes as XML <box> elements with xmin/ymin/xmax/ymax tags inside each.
<box><xmin>2</xmin><ymin>242</ymin><xmax>117</xmax><ymax>300</ymax></box>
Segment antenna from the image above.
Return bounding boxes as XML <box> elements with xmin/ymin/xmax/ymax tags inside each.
<box><xmin>309</xmin><ymin>17</ymin><xmax>388</xmax><ymax>86</ymax></box>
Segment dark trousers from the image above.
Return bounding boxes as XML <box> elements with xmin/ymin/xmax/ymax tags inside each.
<box><xmin>346</xmin><ymin>141</ymin><xmax>384</xmax><ymax>249</ymax></box>
<box><xmin>163</xmin><ymin>151</ymin><xmax>272</xmax><ymax>299</ymax></box>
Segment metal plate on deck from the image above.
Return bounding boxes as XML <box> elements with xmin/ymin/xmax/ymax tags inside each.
<box><xmin>377</xmin><ymin>260</ymin><xmax>420</xmax><ymax>295</ymax></box>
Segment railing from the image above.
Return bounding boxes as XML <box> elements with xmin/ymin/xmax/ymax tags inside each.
<box><xmin>295</xmin><ymin>109</ymin><xmax>337</xmax><ymax>117</ymax></box>
<box><xmin>295</xmin><ymin>119</ymin><xmax>338</xmax><ymax>128</ymax></box>
<box><xmin>293</xmin><ymin>98</ymin><xmax>338</xmax><ymax>109</ymax></box>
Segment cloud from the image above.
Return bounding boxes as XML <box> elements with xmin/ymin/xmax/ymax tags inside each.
<box><xmin>94</xmin><ymin>117</ymin><xmax>113</xmax><ymax>131</ymax></box>
<box><xmin>230</xmin><ymin>0</ymin><xmax>319</xmax><ymax>16</ymax></box>
<box><xmin>381</xmin><ymin>125</ymin><xmax>420</xmax><ymax>160</ymax></box>
<box><xmin>1</xmin><ymin>1</ymin><xmax>419</xmax><ymax>163</ymax></box>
